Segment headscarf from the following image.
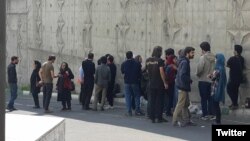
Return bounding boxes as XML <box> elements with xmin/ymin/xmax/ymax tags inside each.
<box><xmin>214</xmin><ymin>53</ymin><xmax>227</xmax><ymax>103</ymax></box>
<box><xmin>167</xmin><ymin>55</ymin><xmax>176</xmax><ymax>65</ymax></box>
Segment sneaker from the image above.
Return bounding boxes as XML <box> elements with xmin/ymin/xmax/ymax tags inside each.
<box><xmin>61</xmin><ymin>108</ymin><xmax>67</xmax><ymax>111</ymax></box>
<box><xmin>156</xmin><ymin>118</ymin><xmax>168</xmax><ymax>123</ymax></box>
<box><xmin>209</xmin><ymin>116</ymin><xmax>216</xmax><ymax>121</ymax></box>
<box><xmin>173</xmin><ymin>121</ymin><xmax>185</xmax><ymax>127</ymax></box>
<box><xmin>135</xmin><ymin>111</ymin><xmax>145</xmax><ymax>116</ymax></box>
<box><xmin>200</xmin><ymin>116</ymin><xmax>208</xmax><ymax>121</ymax></box>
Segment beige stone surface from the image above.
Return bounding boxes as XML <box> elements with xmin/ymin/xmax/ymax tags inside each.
<box><xmin>6</xmin><ymin>0</ymin><xmax>250</xmax><ymax>103</ymax></box>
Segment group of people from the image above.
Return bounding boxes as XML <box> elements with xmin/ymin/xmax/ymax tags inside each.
<box><xmin>6</xmin><ymin>42</ymin><xmax>245</xmax><ymax>127</ymax></box>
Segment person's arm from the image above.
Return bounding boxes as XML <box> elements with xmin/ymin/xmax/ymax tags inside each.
<box><xmin>39</xmin><ymin>68</ymin><xmax>43</xmax><ymax>81</ymax></box>
<box><xmin>95</xmin><ymin>68</ymin><xmax>98</xmax><ymax>84</ymax></box>
<box><xmin>179</xmin><ymin>61</ymin><xmax>191</xmax><ymax>84</ymax></box>
<box><xmin>196</xmin><ymin>56</ymin><xmax>205</xmax><ymax>77</ymax></box>
<box><xmin>227</xmin><ymin>57</ymin><xmax>232</xmax><ymax>68</ymax></box>
<box><xmin>160</xmin><ymin>66</ymin><xmax>168</xmax><ymax>89</ymax></box>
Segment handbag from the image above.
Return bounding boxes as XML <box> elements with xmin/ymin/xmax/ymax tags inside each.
<box><xmin>69</xmin><ymin>80</ymin><xmax>75</xmax><ymax>91</ymax></box>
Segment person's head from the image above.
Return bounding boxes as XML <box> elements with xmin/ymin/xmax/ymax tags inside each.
<box><xmin>60</xmin><ymin>62</ymin><xmax>69</xmax><ymax>71</ymax></box>
<box><xmin>178</xmin><ymin>49</ymin><xmax>184</xmax><ymax>57</ymax></box>
<box><xmin>215</xmin><ymin>54</ymin><xmax>225</xmax><ymax>68</ymax></box>
<box><xmin>48</xmin><ymin>55</ymin><xmax>56</xmax><ymax>63</ymax></box>
<box><xmin>234</xmin><ymin>45</ymin><xmax>243</xmax><ymax>55</ymax></box>
<box><xmin>167</xmin><ymin>55</ymin><xmax>177</xmax><ymax>65</ymax></box>
<box><xmin>88</xmin><ymin>53</ymin><xmax>94</xmax><ymax>60</ymax></box>
<box><xmin>105</xmin><ymin>54</ymin><xmax>111</xmax><ymax>58</ymax></box>
<box><xmin>134</xmin><ymin>55</ymin><xmax>142</xmax><ymax>63</ymax></box>
<box><xmin>126</xmin><ymin>51</ymin><xmax>133</xmax><ymax>59</ymax></box>
<box><xmin>11</xmin><ymin>56</ymin><xmax>19</xmax><ymax>64</ymax></box>
<box><xmin>152</xmin><ymin>46</ymin><xmax>162</xmax><ymax>58</ymax></box>
<box><xmin>100</xmin><ymin>56</ymin><xmax>107</xmax><ymax>64</ymax></box>
<box><xmin>184</xmin><ymin>46</ymin><xmax>195</xmax><ymax>59</ymax></box>
<box><xmin>107</xmin><ymin>55</ymin><xmax>114</xmax><ymax>64</ymax></box>
<box><xmin>165</xmin><ymin>48</ymin><xmax>175</xmax><ymax>58</ymax></box>
<box><xmin>33</xmin><ymin>60</ymin><xmax>41</xmax><ymax>70</ymax></box>
<box><xmin>200</xmin><ymin>42</ymin><xmax>211</xmax><ymax>53</ymax></box>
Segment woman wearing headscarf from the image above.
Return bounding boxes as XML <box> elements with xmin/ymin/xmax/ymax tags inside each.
<box><xmin>208</xmin><ymin>54</ymin><xmax>227</xmax><ymax>124</ymax></box>
<box><xmin>30</xmin><ymin>60</ymin><xmax>42</xmax><ymax>108</ymax></box>
<box><xmin>56</xmin><ymin>62</ymin><xmax>74</xmax><ymax>110</ymax></box>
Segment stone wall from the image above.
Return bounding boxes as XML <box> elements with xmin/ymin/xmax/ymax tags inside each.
<box><xmin>6</xmin><ymin>0</ymin><xmax>250</xmax><ymax>104</ymax></box>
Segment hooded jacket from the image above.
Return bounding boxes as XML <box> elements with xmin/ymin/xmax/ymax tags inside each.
<box><xmin>176</xmin><ymin>57</ymin><xmax>192</xmax><ymax>92</ymax></box>
<box><xmin>196</xmin><ymin>52</ymin><xmax>215</xmax><ymax>82</ymax></box>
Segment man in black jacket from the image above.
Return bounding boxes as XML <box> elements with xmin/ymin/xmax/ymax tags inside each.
<box><xmin>172</xmin><ymin>47</ymin><xmax>196</xmax><ymax>127</ymax></box>
<box><xmin>7</xmin><ymin>56</ymin><xmax>19</xmax><ymax>111</ymax></box>
<box><xmin>82</xmin><ymin>53</ymin><xmax>95</xmax><ymax>110</ymax></box>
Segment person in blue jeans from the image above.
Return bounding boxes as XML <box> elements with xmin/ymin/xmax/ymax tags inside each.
<box><xmin>121</xmin><ymin>51</ymin><xmax>144</xmax><ymax>116</ymax></box>
<box><xmin>7</xmin><ymin>56</ymin><xmax>19</xmax><ymax>111</ymax></box>
<box><xmin>196</xmin><ymin>42</ymin><xmax>215</xmax><ymax>120</ymax></box>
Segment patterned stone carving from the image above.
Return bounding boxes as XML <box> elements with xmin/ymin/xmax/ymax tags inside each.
<box><xmin>117</xmin><ymin>0</ymin><xmax>130</xmax><ymax>63</ymax></box>
<box><xmin>163</xmin><ymin>0</ymin><xmax>181</xmax><ymax>47</ymax></box>
<box><xmin>83</xmin><ymin>0</ymin><xmax>93</xmax><ymax>57</ymax></box>
<box><xmin>57</xmin><ymin>0</ymin><xmax>65</xmax><ymax>54</ymax></box>
<box><xmin>35</xmin><ymin>0</ymin><xmax>42</xmax><ymax>48</ymax></box>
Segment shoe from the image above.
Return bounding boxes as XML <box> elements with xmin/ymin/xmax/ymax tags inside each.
<box><xmin>209</xmin><ymin>116</ymin><xmax>216</xmax><ymax>121</ymax></box>
<box><xmin>135</xmin><ymin>111</ymin><xmax>145</xmax><ymax>116</ymax></box>
<box><xmin>200</xmin><ymin>116</ymin><xmax>208</xmax><ymax>121</ymax></box>
<box><xmin>173</xmin><ymin>121</ymin><xmax>185</xmax><ymax>127</ymax></box>
<box><xmin>61</xmin><ymin>108</ymin><xmax>67</xmax><ymax>111</ymax></box>
<box><xmin>6</xmin><ymin>107</ymin><xmax>14</xmax><ymax>112</ymax></box>
<box><xmin>186</xmin><ymin>121</ymin><xmax>197</xmax><ymax>126</ymax></box>
<box><xmin>230</xmin><ymin>105</ymin><xmax>238</xmax><ymax>110</ymax></box>
<box><xmin>161</xmin><ymin>118</ymin><xmax>168</xmax><ymax>122</ymax></box>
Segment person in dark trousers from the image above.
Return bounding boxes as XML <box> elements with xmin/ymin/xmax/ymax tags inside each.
<box><xmin>146</xmin><ymin>46</ymin><xmax>168</xmax><ymax>123</ymax></box>
<box><xmin>93</xmin><ymin>56</ymin><xmax>111</xmax><ymax>111</ymax></box>
<box><xmin>121</xmin><ymin>51</ymin><xmax>144</xmax><ymax>116</ymax></box>
<box><xmin>30</xmin><ymin>60</ymin><xmax>42</xmax><ymax>109</ymax></box>
<box><xmin>39</xmin><ymin>55</ymin><xmax>58</xmax><ymax>113</ymax></box>
<box><xmin>172</xmin><ymin>47</ymin><xmax>196</xmax><ymax>127</ymax></box>
<box><xmin>56</xmin><ymin>62</ymin><xmax>74</xmax><ymax>111</ymax></box>
<box><xmin>227</xmin><ymin>45</ymin><xmax>245</xmax><ymax>110</ymax></box>
<box><xmin>196</xmin><ymin>42</ymin><xmax>215</xmax><ymax>120</ymax></box>
<box><xmin>82</xmin><ymin>53</ymin><xmax>95</xmax><ymax>110</ymax></box>
<box><xmin>7</xmin><ymin>56</ymin><xmax>19</xmax><ymax>111</ymax></box>
<box><xmin>208</xmin><ymin>54</ymin><xmax>227</xmax><ymax>125</ymax></box>
<box><xmin>106</xmin><ymin>55</ymin><xmax>117</xmax><ymax>109</ymax></box>
<box><xmin>165</xmin><ymin>55</ymin><xmax>177</xmax><ymax>116</ymax></box>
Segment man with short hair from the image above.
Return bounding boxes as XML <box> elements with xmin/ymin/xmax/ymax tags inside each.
<box><xmin>173</xmin><ymin>47</ymin><xmax>196</xmax><ymax>127</ymax></box>
<box><xmin>227</xmin><ymin>45</ymin><xmax>245</xmax><ymax>110</ymax></box>
<box><xmin>93</xmin><ymin>56</ymin><xmax>111</xmax><ymax>111</ymax></box>
<box><xmin>7</xmin><ymin>56</ymin><xmax>19</xmax><ymax>111</ymax></box>
<box><xmin>39</xmin><ymin>55</ymin><xmax>57</xmax><ymax>113</ymax></box>
<box><xmin>196</xmin><ymin>42</ymin><xmax>215</xmax><ymax>120</ymax></box>
<box><xmin>121</xmin><ymin>51</ymin><xmax>144</xmax><ymax>116</ymax></box>
<box><xmin>82</xmin><ymin>53</ymin><xmax>95</xmax><ymax>110</ymax></box>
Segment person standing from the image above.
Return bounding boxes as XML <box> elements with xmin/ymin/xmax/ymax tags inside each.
<box><xmin>39</xmin><ymin>55</ymin><xmax>57</xmax><ymax>113</ymax></box>
<box><xmin>6</xmin><ymin>56</ymin><xmax>19</xmax><ymax>111</ymax></box>
<box><xmin>196</xmin><ymin>42</ymin><xmax>215</xmax><ymax>120</ymax></box>
<box><xmin>146</xmin><ymin>46</ymin><xmax>168</xmax><ymax>123</ymax></box>
<box><xmin>93</xmin><ymin>56</ymin><xmax>111</xmax><ymax>111</ymax></box>
<box><xmin>56</xmin><ymin>62</ymin><xmax>74</xmax><ymax>111</ymax></box>
<box><xmin>78</xmin><ymin>65</ymin><xmax>84</xmax><ymax>104</ymax></box>
<box><xmin>172</xmin><ymin>47</ymin><xmax>196</xmax><ymax>127</ymax></box>
<box><xmin>82</xmin><ymin>53</ymin><xmax>95</xmax><ymax>110</ymax></box>
<box><xmin>208</xmin><ymin>54</ymin><xmax>227</xmax><ymax>124</ymax></box>
<box><xmin>106</xmin><ymin>55</ymin><xmax>117</xmax><ymax>109</ymax></box>
<box><xmin>30</xmin><ymin>60</ymin><xmax>42</xmax><ymax>109</ymax></box>
<box><xmin>227</xmin><ymin>45</ymin><xmax>245</xmax><ymax>110</ymax></box>
<box><xmin>121</xmin><ymin>51</ymin><xmax>144</xmax><ymax>116</ymax></box>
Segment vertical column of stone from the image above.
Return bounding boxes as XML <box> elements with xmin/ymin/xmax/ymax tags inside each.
<box><xmin>35</xmin><ymin>0</ymin><xmax>42</xmax><ymax>48</ymax></box>
<box><xmin>57</xmin><ymin>0</ymin><xmax>65</xmax><ymax>54</ymax></box>
<box><xmin>83</xmin><ymin>0</ymin><xmax>93</xmax><ymax>57</ymax></box>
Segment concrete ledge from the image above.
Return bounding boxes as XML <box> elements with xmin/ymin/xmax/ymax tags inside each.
<box><xmin>6</xmin><ymin>114</ymin><xmax>65</xmax><ymax>141</ymax></box>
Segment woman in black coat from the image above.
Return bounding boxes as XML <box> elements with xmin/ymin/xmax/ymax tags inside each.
<box><xmin>56</xmin><ymin>62</ymin><xmax>74</xmax><ymax>110</ymax></box>
<box><xmin>30</xmin><ymin>60</ymin><xmax>41</xmax><ymax>108</ymax></box>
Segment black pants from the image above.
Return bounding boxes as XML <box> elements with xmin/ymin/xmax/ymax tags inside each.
<box><xmin>227</xmin><ymin>81</ymin><xmax>240</xmax><ymax>106</ymax></box>
<box><xmin>198</xmin><ymin>81</ymin><xmax>213</xmax><ymax>116</ymax></box>
<box><xmin>107</xmin><ymin>82</ymin><xmax>115</xmax><ymax>106</ymax></box>
<box><xmin>43</xmin><ymin>83</ymin><xmax>53</xmax><ymax>110</ymax></box>
<box><xmin>213</xmin><ymin>100</ymin><xmax>221</xmax><ymax>124</ymax></box>
<box><xmin>149</xmin><ymin>88</ymin><xmax>164</xmax><ymax>120</ymax></box>
<box><xmin>79</xmin><ymin>84</ymin><xmax>84</xmax><ymax>104</ymax></box>
<box><xmin>32</xmin><ymin>91</ymin><xmax>40</xmax><ymax>107</ymax></box>
<box><xmin>82</xmin><ymin>84</ymin><xmax>94</xmax><ymax>109</ymax></box>
<box><xmin>62</xmin><ymin>100</ymin><xmax>71</xmax><ymax>109</ymax></box>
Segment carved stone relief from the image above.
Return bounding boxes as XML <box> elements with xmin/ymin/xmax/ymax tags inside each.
<box><xmin>57</xmin><ymin>0</ymin><xmax>65</xmax><ymax>56</ymax></box>
<box><xmin>35</xmin><ymin>0</ymin><xmax>42</xmax><ymax>48</ymax></box>
<box><xmin>83</xmin><ymin>0</ymin><xmax>93</xmax><ymax>57</ymax></box>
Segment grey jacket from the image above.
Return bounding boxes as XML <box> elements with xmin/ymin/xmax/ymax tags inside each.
<box><xmin>95</xmin><ymin>64</ymin><xmax>111</xmax><ymax>88</ymax></box>
<box><xmin>196</xmin><ymin>52</ymin><xmax>215</xmax><ymax>82</ymax></box>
